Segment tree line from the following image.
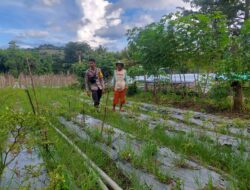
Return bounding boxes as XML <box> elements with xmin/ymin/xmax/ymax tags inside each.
<box><xmin>0</xmin><ymin>41</ymin><xmax>125</xmax><ymax>78</ymax></box>
<box><xmin>126</xmin><ymin>0</ymin><xmax>250</xmax><ymax>112</ymax></box>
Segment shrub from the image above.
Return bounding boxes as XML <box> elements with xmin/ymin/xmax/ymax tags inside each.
<box><xmin>209</xmin><ymin>82</ymin><xmax>231</xmax><ymax>100</ymax></box>
<box><xmin>127</xmin><ymin>82</ymin><xmax>138</xmax><ymax>96</ymax></box>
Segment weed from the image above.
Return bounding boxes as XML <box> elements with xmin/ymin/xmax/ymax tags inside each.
<box><xmin>232</xmin><ymin>118</ymin><xmax>247</xmax><ymax>128</ymax></box>
<box><xmin>173</xmin><ymin>156</ymin><xmax>190</xmax><ymax>169</ymax></box>
<box><xmin>141</xmin><ymin>141</ymin><xmax>158</xmax><ymax>158</ymax></box>
<box><xmin>154</xmin><ymin>168</ymin><xmax>174</xmax><ymax>185</ymax></box>
<box><xmin>183</xmin><ymin>111</ymin><xmax>194</xmax><ymax>124</ymax></box>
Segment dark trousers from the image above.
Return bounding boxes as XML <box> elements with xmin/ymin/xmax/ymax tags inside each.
<box><xmin>92</xmin><ymin>88</ymin><xmax>102</xmax><ymax>107</ymax></box>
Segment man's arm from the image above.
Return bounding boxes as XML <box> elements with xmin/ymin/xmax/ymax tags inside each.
<box><xmin>112</xmin><ymin>70</ymin><xmax>116</xmax><ymax>89</ymax></box>
<box><xmin>85</xmin><ymin>71</ymin><xmax>90</xmax><ymax>92</ymax></box>
<box><xmin>124</xmin><ymin>70</ymin><xmax>128</xmax><ymax>89</ymax></box>
<box><xmin>99</xmin><ymin>69</ymin><xmax>105</xmax><ymax>90</ymax></box>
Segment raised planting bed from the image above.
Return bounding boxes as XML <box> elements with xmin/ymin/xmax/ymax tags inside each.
<box><xmin>59</xmin><ymin>117</ymin><xmax>173</xmax><ymax>190</ymax></box>
<box><xmin>128</xmin><ymin>101</ymin><xmax>250</xmax><ymax>139</ymax></box>
<box><xmin>120</xmin><ymin>111</ymin><xmax>250</xmax><ymax>153</ymax></box>
<box><xmin>0</xmin><ymin>127</ymin><xmax>49</xmax><ymax>189</ymax></box>
<box><xmin>59</xmin><ymin>114</ymin><xmax>229</xmax><ymax>190</ymax></box>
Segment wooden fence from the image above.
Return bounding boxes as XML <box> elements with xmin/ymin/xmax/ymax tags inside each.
<box><xmin>0</xmin><ymin>74</ymin><xmax>78</xmax><ymax>88</ymax></box>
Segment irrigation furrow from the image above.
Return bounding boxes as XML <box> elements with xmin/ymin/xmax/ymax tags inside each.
<box><xmin>61</xmin><ymin>114</ymin><xmax>228</xmax><ymax>190</ymax></box>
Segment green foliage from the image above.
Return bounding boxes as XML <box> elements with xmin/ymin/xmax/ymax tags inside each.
<box><xmin>127</xmin><ymin>82</ymin><xmax>138</xmax><ymax>96</ymax></box>
<box><xmin>64</xmin><ymin>42</ymin><xmax>91</xmax><ymax>64</ymax></box>
<box><xmin>141</xmin><ymin>141</ymin><xmax>157</xmax><ymax>158</ymax></box>
<box><xmin>0</xmin><ymin>42</ymin><xmax>120</xmax><ymax>78</ymax></box>
<box><xmin>183</xmin><ymin>0</ymin><xmax>248</xmax><ymax>28</ymax></box>
<box><xmin>72</xmin><ymin>63</ymin><xmax>88</xmax><ymax>88</ymax></box>
<box><xmin>127</xmin><ymin>65</ymin><xmax>144</xmax><ymax>79</ymax></box>
<box><xmin>209</xmin><ymin>82</ymin><xmax>231</xmax><ymax>100</ymax></box>
<box><xmin>127</xmin><ymin>22</ymin><xmax>166</xmax><ymax>76</ymax></box>
<box><xmin>47</xmin><ymin>165</ymin><xmax>70</xmax><ymax>190</ymax></box>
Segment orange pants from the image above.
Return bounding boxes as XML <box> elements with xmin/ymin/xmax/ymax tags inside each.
<box><xmin>113</xmin><ymin>90</ymin><xmax>126</xmax><ymax>105</ymax></box>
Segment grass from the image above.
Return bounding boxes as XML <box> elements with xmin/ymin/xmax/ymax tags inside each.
<box><xmin>118</xmin><ymin>141</ymin><xmax>174</xmax><ymax>185</ymax></box>
<box><xmin>127</xmin><ymin>89</ymin><xmax>250</xmax><ymax>118</ymax></box>
<box><xmin>0</xmin><ymin>88</ymin><xmax>138</xmax><ymax>190</ymax></box>
<box><xmin>1</xmin><ymin>87</ymin><xmax>250</xmax><ymax>189</ymax></box>
<box><xmin>50</xmin><ymin>118</ymin><xmax>134</xmax><ymax>189</ymax></box>
<box><xmin>128</xmin><ymin>102</ymin><xmax>250</xmax><ymax>140</ymax></box>
<box><xmin>41</xmin><ymin>125</ymin><xmax>101</xmax><ymax>190</ymax></box>
<box><xmin>75</xmin><ymin>96</ymin><xmax>249</xmax><ymax>189</ymax></box>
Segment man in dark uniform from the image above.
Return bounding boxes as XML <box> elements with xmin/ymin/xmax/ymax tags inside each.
<box><xmin>85</xmin><ymin>59</ymin><xmax>105</xmax><ymax>108</ymax></box>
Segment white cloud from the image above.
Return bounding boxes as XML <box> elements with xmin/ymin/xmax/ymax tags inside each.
<box><xmin>117</xmin><ymin>0</ymin><xmax>190</xmax><ymax>10</ymax></box>
<box><xmin>42</xmin><ymin>0</ymin><xmax>61</xmax><ymax>6</ymax></box>
<box><xmin>76</xmin><ymin>0</ymin><xmax>122</xmax><ymax>48</ymax></box>
<box><xmin>0</xmin><ymin>29</ymin><xmax>49</xmax><ymax>38</ymax></box>
<box><xmin>132</xmin><ymin>15</ymin><xmax>154</xmax><ymax>28</ymax></box>
<box><xmin>19</xmin><ymin>44</ymin><xmax>34</xmax><ymax>49</ymax></box>
<box><xmin>18</xmin><ymin>30</ymin><xmax>50</xmax><ymax>38</ymax></box>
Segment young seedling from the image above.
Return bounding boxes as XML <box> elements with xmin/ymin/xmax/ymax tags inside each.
<box><xmin>183</xmin><ymin>111</ymin><xmax>194</xmax><ymax>124</ymax></box>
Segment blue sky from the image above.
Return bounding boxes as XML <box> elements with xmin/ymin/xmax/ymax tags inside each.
<box><xmin>0</xmin><ymin>0</ymin><xmax>189</xmax><ymax>50</ymax></box>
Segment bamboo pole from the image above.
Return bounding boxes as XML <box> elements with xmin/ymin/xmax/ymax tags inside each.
<box><xmin>52</xmin><ymin>125</ymin><xmax>122</xmax><ymax>190</ymax></box>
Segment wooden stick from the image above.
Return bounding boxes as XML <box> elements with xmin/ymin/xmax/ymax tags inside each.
<box><xmin>26</xmin><ymin>58</ymin><xmax>39</xmax><ymax>113</ymax></box>
<box><xmin>101</xmin><ymin>88</ymin><xmax>110</xmax><ymax>135</ymax></box>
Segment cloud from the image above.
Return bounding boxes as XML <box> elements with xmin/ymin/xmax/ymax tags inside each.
<box><xmin>18</xmin><ymin>30</ymin><xmax>50</xmax><ymax>38</ymax></box>
<box><xmin>42</xmin><ymin>0</ymin><xmax>61</xmax><ymax>6</ymax></box>
<box><xmin>0</xmin><ymin>29</ymin><xmax>49</xmax><ymax>38</ymax></box>
<box><xmin>128</xmin><ymin>15</ymin><xmax>154</xmax><ymax>28</ymax></box>
<box><xmin>76</xmin><ymin>0</ymin><xmax>159</xmax><ymax>49</ymax></box>
<box><xmin>116</xmin><ymin>0</ymin><xmax>190</xmax><ymax>10</ymax></box>
<box><xmin>18</xmin><ymin>44</ymin><xmax>34</xmax><ymax>49</ymax></box>
<box><xmin>0</xmin><ymin>0</ymin><xmax>191</xmax><ymax>51</ymax></box>
<box><xmin>76</xmin><ymin>0</ymin><xmax>123</xmax><ymax>48</ymax></box>
<box><xmin>96</xmin><ymin>25</ymin><xmax>126</xmax><ymax>39</ymax></box>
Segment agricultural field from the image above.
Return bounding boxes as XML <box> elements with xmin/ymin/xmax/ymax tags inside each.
<box><xmin>0</xmin><ymin>86</ymin><xmax>249</xmax><ymax>190</ymax></box>
<box><xmin>1</xmin><ymin>0</ymin><xmax>250</xmax><ymax>189</ymax></box>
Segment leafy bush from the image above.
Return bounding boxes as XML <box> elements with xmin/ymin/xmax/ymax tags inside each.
<box><xmin>127</xmin><ymin>82</ymin><xmax>138</xmax><ymax>96</ymax></box>
<box><xmin>72</xmin><ymin>63</ymin><xmax>88</xmax><ymax>88</ymax></box>
<box><xmin>209</xmin><ymin>83</ymin><xmax>231</xmax><ymax>100</ymax></box>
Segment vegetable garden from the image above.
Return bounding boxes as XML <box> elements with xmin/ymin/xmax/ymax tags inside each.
<box><xmin>0</xmin><ymin>86</ymin><xmax>249</xmax><ymax>189</ymax></box>
<box><xmin>1</xmin><ymin>0</ymin><xmax>250</xmax><ymax>189</ymax></box>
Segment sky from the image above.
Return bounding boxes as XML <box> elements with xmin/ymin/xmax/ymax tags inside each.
<box><xmin>0</xmin><ymin>0</ymin><xmax>190</xmax><ymax>51</ymax></box>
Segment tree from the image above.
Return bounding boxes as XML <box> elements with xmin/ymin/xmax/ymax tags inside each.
<box><xmin>64</xmin><ymin>42</ymin><xmax>92</xmax><ymax>65</ymax></box>
<box><xmin>172</xmin><ymin>12</ymin><xmax>229</xmax><ymax>95</ymax></box>
<box><xmin>183</xmin><ymin>0</ymin><xmax>250</xmax><ymax>32</ymax></box>
<box><xmin>0</xmin><ymin>50</ymin><xmax>8</xmax><ymax>73</ymax></box>
<box><xmin>8</xmin><ymin>41</ymin><xmax>18</xmax><ymax>49</ymax></box>
<box><xmin>220</xmin><ymin>19</ymin><xmax>250</xmax><ymax>112</ymax></box>
<box><xmin>127</xmin><ymin>23</ymin><xmax>167</xmax><ymax>96</ymax></box>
